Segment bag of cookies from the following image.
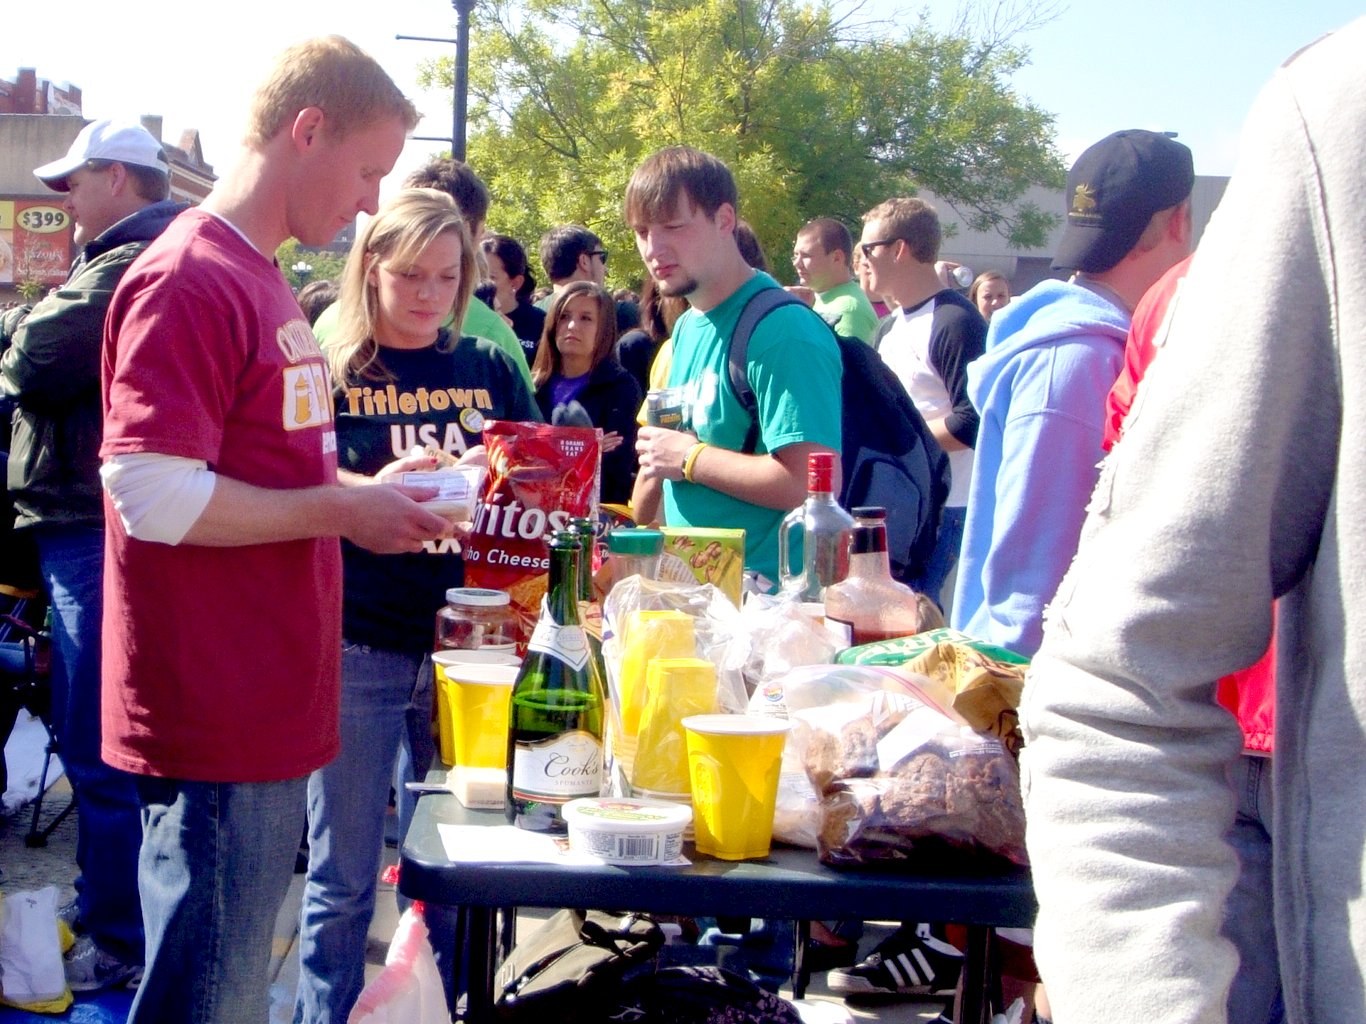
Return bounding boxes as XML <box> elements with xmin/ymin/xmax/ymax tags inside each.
<box><xmin>789</xmin><ymin>670</ymin><xmax>1027</xmax><ymax>870</ymax></box>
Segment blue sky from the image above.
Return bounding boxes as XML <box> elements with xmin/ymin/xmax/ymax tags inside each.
<box><xmin>5</xmin><ymin>1</ymin><xmax>1362</xmax><ymax>188</ymax></box>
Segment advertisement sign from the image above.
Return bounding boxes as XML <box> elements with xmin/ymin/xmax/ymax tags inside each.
<box><xmin>0</xmin><ymin>198</ymin><xmax>72</xmax><ymax>287</ymax></box>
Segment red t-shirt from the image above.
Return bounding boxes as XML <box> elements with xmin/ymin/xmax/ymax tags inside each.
<box><xmin>1101</xmin><ymin>253</ymin><xmax>1274</xmax><ymax>753</ymax></box>
<box><xmin>100</xmin><ymin>210</ymin><xmax>343</xmax><ymax>782</ymax></box>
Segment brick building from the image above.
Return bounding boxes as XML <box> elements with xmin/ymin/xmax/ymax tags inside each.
<box><xmin>1</xmin><ymin>68</ymin><xmax>215</xmax><ymax>302</ymax></box>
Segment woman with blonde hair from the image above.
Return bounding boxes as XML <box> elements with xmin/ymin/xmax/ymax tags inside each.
<box><xmin>297</xmin><ymin>187</ymin><xmax>538</xmax><ymax>1024</ymax></box>
<box><xmin>532</xmin><ymin>280</ymin><xmax>641</xmax><ymax>503</ymax></box>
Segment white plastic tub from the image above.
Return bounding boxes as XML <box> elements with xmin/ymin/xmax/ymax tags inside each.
<box><xmin>561</xmin><ymin>797</ymin><xmax>693</xmax><ymax>865</ymax></box>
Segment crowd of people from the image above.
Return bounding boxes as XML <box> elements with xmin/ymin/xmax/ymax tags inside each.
<box><xmin>2</xmin><ymin>15</ymin><xmax>1364</xmax><ymax>1024</ymax></box>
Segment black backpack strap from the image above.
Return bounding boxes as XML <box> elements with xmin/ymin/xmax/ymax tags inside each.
<box><xmin>726</xmin><ymin>287</ymin><xmax>808</xmax><ymax>454</ymax></box>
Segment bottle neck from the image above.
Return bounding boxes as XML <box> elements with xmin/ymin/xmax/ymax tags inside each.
<box><xmin>546</xmin><ymin>544</ymin><xmax>582</xmax><ymax>626</ymax></box>
<box><xmin>806</xmin><ymin>457</ymin><xmax>835</xmax><ymax>496</ymax></box>
<box><xmin>848</xmin><ymin>524</ymin><xmax>892</xmax><ymax>578</ymax></box>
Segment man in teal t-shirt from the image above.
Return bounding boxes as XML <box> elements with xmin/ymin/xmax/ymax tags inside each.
<box><xmin>627</xmin><ymin>147</ymin><xmax>842</xmax><ymax>588</ymax></box>
<box><xmin>791</xmin><ymin>217</ymin><xmax>879</xmax><ymax>343</ymax></box>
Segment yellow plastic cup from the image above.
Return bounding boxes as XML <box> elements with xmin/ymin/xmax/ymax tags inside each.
<box><xmin>432</xmin><ymin>651</ymin><xmax>519</xmax><ymax>769</ymax></box>
<box><xmin>682</xmin><ymin>714</ymin><xmax>790</xmax><ymax>860</ymax></box>
<box><xmin>617</xmin><ymin>611</ymin><xmax>695</xmax><ymax>738</ymax></box>
<box><xmin>632</xmin><ymin>659</ymin><xmax>717</xmax><ymax>795</ymax></box>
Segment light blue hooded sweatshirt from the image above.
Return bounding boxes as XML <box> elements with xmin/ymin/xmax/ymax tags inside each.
<box><xmin>950</xmin><ymin>279</ymin><xmax>1130</xmax><ymax>656</ymax></box>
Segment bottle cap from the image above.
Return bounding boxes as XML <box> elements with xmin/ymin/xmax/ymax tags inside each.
<box><xmin>806</xmin><ymin>451</ymin><xmax>836</xmax><ymax>492</ymax></box>
<box><xmin>852</xmin><ymin>506</ymin><xmax>887</xmax><ymax>520</ymax></box>
<box><xmin>607</xmin><ymin>528</ymin><xmax>665</xmax><ymax>556</ymax></box>
<box><xmin>444</xmin><ymin>587</ymin><xmax>512</xmax><ymax>607</ymax></box>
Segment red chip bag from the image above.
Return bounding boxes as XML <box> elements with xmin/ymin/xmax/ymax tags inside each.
<box><xmin>464</xmin><ymin>421</ymin><xmax>600</xmax><ymax>642</ymax></box>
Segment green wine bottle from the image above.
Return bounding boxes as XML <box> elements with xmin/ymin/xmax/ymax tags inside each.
<box><xmin>506</xmin><ymin>533</ymin><xmax>607</xmax><ymax>832</ymax></box>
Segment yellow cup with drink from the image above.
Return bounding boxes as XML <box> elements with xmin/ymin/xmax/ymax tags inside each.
<box><xmin>682</xmin><ymin>714</ymin><xmax>790</xmax><ymax>860</ymax></box>
<box><xmin>432</xmin><ymin>650</ymin><xmax>519</xmax><ymax>769</ymax></box>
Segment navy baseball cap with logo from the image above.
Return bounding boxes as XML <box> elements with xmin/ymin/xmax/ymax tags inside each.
<box><xmin>1052</xmin><ymin>129</ymin><xmax>1194</xmax><ymax>274</ymax></box>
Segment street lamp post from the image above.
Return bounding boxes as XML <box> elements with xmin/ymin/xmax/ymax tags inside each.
<box><xmin>292</xmin><ymin>261</ymin><xmax>313</xmax><ymax>290</ymax></box>
<box><xmin>398</xmin><ymin>0</ymin><xmax>477</xmax><ymax>161</ymax></box>
<box><xmin>451</xmin><ymin>0</ymin><xmax>475</xmax><ymax>160</ymax></box>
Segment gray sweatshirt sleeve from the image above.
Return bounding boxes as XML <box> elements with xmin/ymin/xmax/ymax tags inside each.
<box><xmin>1019</xmin><ymin>36</ymin><xmax>1348</xmax><ymax>1024</ymax></box>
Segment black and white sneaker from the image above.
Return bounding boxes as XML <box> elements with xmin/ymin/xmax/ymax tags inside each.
<box><xmin>63</xmin><ymin>935</ymin><xmax>143</xmax><ymax>993</ymax></box>
<box><xmin>827</xmin><ymin>923</ymin><xmax>963</xmax><ymax>997</ymax></box>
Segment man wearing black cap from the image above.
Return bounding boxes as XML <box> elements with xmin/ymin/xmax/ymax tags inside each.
<box><xmin>1</xmin><ymin>117</ymin><xmax>186</xmax><ymax>992</ymax></box>
<box><xmin>951</xmin><ymin>129</ymin><xmax>1194</xmax><ymax>658</ymax></box>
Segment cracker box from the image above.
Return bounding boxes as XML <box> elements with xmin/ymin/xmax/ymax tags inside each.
<box><xmin>657</xmin><ymin>527</ymin><xmax>745</xmax><ymax>606</ymax></box>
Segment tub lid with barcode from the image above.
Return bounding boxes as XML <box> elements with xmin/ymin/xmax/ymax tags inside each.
<box><xmin>562</xmin><ymin>797</ymin><xmax>692</xmax><ymax>832</ymax></box>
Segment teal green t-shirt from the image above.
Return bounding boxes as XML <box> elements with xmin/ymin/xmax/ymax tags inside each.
<box><xmin>815</xmin><ymin>279</ymin><xmax>879</xmax><ymax>344</ymax></box>
<box><xmin>312</xmin><ymin>296</ymin><xmax>533</xmax><ymax>389</ymax></box>
<box><xmin>665</xmin><ymin>272</ymin><xmax>842</xmax><ymax>586</ymax></box>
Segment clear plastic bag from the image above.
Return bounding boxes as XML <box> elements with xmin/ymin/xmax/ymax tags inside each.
<box><xmin>784</xmin><ymin>666</ymin><xmax>1028</xmax><ymax>870</ymax></box>
<box><xmin>348</xmin><ymin>906</ymin><xmax>448</xmax><ymax>1024</ymax></box>
<box><xmin>602</xmin><ymin>577</ymin><xmax>747</xmax><ymax>797</ymax></box>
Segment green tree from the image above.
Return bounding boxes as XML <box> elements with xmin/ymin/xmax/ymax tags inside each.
<box><xmin>423</xmin><ymin>0</ymin><xmax>1065</xmax><ymax>287</ymax></box>
<box><xmin>276</xmin><ymin>239</ymin><xmax>347</xmax><ymax>291</ymax></box>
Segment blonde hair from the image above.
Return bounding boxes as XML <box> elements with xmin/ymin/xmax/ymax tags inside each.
<box><xmin>246</xmin><ymin>35</ymin><xmax>419</xmax><ymax>148</ymax></box>
<box><xmin>326</xmin><ymin>188</ymin><xmax>474</xmax><ymax>385</ymax></box>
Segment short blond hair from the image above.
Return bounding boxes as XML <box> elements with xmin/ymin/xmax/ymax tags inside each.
<box><xmin>247</xmin><ymin>35</ymin><xmax>419</xmax><ymax>148</ymax></box>
<box><xmin>863</xmin><ymin>197</ymin><xmax>942</xmax><ymax>264</ymax></box>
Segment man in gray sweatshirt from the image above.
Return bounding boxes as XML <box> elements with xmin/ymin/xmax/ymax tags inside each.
<box><xmin>1021</xmin><ymin>18</ymin><xmax>1366</xmax><ymax>1024</ymax></box>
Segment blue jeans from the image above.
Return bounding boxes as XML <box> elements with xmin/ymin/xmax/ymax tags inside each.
<box><xmin>1225</xmin><ymin>754</ymin><xmax>1284</xmax><ymax>1024</ymax></box>
<box><xmin>36</xmin><ymin>524</ymin><xmax>144</xmax><ymax>962</ymax></box>
<box><xmin>913</xmin><ymin>505</ymin><xmax>966</xmax><ymax>610</ymax></box>
<box><xmin>130</xmin><ymin>775</ymin><xmax>306</xmax><ymax>1024</ymax></box>
<box><xmin>294</xmin><ymin>644</ymin><xmax>434</xmax><ymax>1023</ymax></box>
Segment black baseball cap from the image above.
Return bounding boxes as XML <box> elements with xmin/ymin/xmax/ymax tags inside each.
<box><xmin>1052</xmin><ymin>130</ymin><xmax>1194</xmax><ymax>274</ymax></box>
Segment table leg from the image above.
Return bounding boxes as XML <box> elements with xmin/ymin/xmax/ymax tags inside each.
<box><xmin>955</xmin><ymin>925</ymin><xmax>994</xmax><ymax>1024</ymax></box>
<box><xmin>464</xmin><ymin>905</ymin><xmax>497</xmax><ymax>1023</ymax></box>
<box><xmin>793</xmin><ymin>919</ymin><xmax>811</xmax><ymax>999</ymax></box>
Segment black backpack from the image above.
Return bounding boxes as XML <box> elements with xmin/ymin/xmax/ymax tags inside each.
<box><xmin>727</xmin><ymin>289</ymin><xmax>950</xmax><ymax>586</ymax></box>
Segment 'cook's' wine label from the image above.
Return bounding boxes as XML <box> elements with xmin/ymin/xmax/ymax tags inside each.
<box><xmin>527</xmin><ymin>619</ymin><xmax>591</xmax><ymax>670</ymax></box>
<box><xmin>511</xmin><ymin>730</ymin><xmax>602</xmax><ymax>801</ymax></box>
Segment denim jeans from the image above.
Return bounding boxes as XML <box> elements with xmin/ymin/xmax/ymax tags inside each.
<box><xmin>36</xmin><ymin>524</ymin><xmax>144</xmax><ymax>962</ymax></box>
<box><xmin>130</xmin><ymin>774</ymin><xmax>306</xmax><ymax>1024</ymax></box>
<box><xmin>912</xmin><ymin>505</ymin><xmax>966</xmax><ymax>611</ymax></box>
<box><xmin>1225</xmin><ymin>753</ymin><xmax>1284</xmax><ymax>1024</ymax></box>
<box><xmin>294</xmin><ymin>643</ymin><xmax>434</xmax><ymax>1023</ymax></box>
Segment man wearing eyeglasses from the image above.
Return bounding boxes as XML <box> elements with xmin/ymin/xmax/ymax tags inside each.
<box><xmin>789</xmin><ymin>217</ymin><xmax>879</xmax><ymax>343</ymax></box>
<box><xmin>536</xmin><ymin>224</ymin><xmax>609</xmax><ymax>309</ymax></box>
<box><xmin>857</xmin><ymin>198</ymin><xmax>986</xmax><ymax>610</ymax></box>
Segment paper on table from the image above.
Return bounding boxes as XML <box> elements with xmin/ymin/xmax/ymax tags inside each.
<box><xmin>437</xmin><ymin>824</ymin><xmax>688</xmax><ymax>867</ymax></box>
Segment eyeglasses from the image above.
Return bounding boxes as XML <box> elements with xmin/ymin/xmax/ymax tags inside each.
<box><xmin>589</xmin><ymin>249</ymin><xmax>609</xmax><ymax>266</ymax></box>
<box><xmin>859</xmin><ymin>238</ymin><xmax>899</xmax><ymax>259</ymax></box>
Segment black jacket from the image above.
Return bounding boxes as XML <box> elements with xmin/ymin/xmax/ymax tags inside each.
<box><xmin>1</xmin><ymin>199</ymin><xmax>186</xmax><ymax>530</ymax></box>
<box><xmin>535</xmin><ymin>358</ymin><xmax>642</xmax><ymax>505</ymax></box>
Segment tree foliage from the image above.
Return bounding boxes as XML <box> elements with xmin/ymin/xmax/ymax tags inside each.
<box><xmin>275</xmin><ymin>239</ymin><xmax>348</xmax><ymax>291</ymax></box>
<box><xmin>422</xmin><ymin>0</ymin><xmax>1065</xmax><ymax>286</ymax></box>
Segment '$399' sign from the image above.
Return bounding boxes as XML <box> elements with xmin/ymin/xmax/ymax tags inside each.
<box><xmin>18</xmin><ymin>206</ymin><xmax>69</xmax><ymax>233</ymax></box>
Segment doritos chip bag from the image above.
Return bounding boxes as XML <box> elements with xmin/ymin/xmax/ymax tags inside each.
<box><xmin>464</xmin><ymin>421</ymin><xmax>600</xmax><ymax>642</ymax></box>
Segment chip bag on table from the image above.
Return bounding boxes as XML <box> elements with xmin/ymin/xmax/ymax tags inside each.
<box><xmin>463</xmin><ymin>421</ymin><xmax>600</xmax><ymax>643</ymax></box>
<box><xmin>838</xmin><ymin>629</ymin><xmax>1029</xmax><ymax>754</ymax></box>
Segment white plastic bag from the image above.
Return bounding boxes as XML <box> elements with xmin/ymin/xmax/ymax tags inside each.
<box><xmin>347</xmin><ymin>906</ymin><xmax>448</xmax><ymax>1024</ymax></box>
<box><xmin>0</xmin><ymin>886</ymin><xmax>71</xmax><ymax>1011</ymax></box>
